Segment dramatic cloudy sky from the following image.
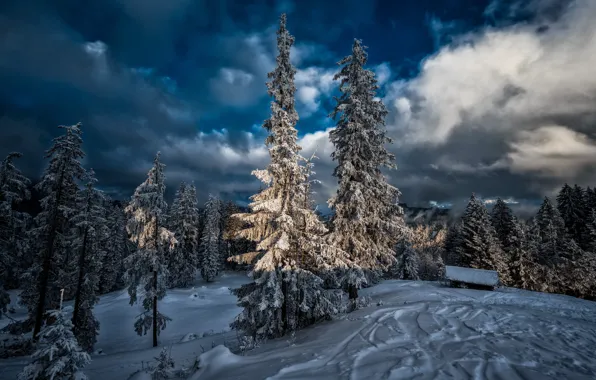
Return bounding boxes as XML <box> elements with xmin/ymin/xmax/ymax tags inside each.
<box><xmin>1</xmin><ymin>0</ymin><xmax>595</xmax><ymax>213</ymax></box>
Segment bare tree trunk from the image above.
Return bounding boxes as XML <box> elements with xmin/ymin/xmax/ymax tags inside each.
<box><xmin>72</xmin><ymin>227</ymin><xmax>89</xmax><ymax>329</ymax></box>
<box><xmin>33</xmin><ymin>169</ymin><xmax>65</xmax><ymax>340</ymax></box>
<box><xmin>152</xmin><ymin>216</ymin><xmax>159</xmax><ymax>347</ymax></box>
<box><xmin>152</xmin><ymin>269</ymin><xmax>158</xmax><ymax>347</ymax></box>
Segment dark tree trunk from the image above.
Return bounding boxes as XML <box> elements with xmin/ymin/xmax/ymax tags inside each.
<box><xmin>72</xmin><ymin>227</ymin><xmax>89</xmax><ymax>329</ymax></box>
<box><xmin>152</xmin><ymin>269</ymin><xmax>158</xmax><ymax>347</ymax></box>
<box><xmin>33</xmin><ymin>169</ymin><xmax>65</xmax><ymax>340</ymax></box>
<box><xmin>348</xmin><ymin>283</ymin><xmax>358</xmax><ymax>300</ymax></box>
<box><xmin>152</xmin><ymin>216</ymin><xmax>159</xmax><ymax>347</ymax></box>
<box><xmin>281</xmin><ymin>269</ymin><xmax>287</xmax><ymax>335</ymax></box>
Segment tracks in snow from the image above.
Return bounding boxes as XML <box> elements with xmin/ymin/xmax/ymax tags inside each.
<box><xmin>268</xmin><ymin>300</ymin><xmax>596</xmax><ymax>380</ymax></box>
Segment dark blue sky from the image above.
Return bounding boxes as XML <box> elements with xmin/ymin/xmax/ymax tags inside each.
<box><xmin>0</xmin><ymin>0</ymin><xmax>593</xmax><ymax>214</ymax></box>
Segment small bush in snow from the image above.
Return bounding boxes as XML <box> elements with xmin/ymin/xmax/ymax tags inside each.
<box><xmin>18</xmin><ymin>309</ymin><xmax>91</xmax><ymax>380</ymax></box>
<box><xmin>148</xmin><ymin>347</ymin><xmax>175</xmax><ymax>380</ymax></box>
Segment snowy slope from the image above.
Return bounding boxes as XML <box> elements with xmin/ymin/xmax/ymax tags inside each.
<box><xmin>192</xmin><ymin>281</ymin><xmax>596</xmax><ymax>380</ymax></box>
<box><xmin>0</xmin><ymin>272</ymin><xmax>251</xmax><ymax>379</ymax></box>
<box><xmin>2</xmin><ymin>276</ymin><xmax>596</xmax><ymax>379</ymax></box>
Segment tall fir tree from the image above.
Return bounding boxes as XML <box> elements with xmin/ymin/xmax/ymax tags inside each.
<box><xmin>586</xmin><ymin>209</ymin><xmax>596</xmax><ymax>253</ymax></box>
<box><xmin>18</xmin><ymin>309</ymin><xmax>91</xmax><ymax>380</ymax></box>
<box><xmin>394</xmin><ymin>243</ymin><xmax>420</xmax><ymax>280</ymax></box>
<box><xmin>0</xmin><ymin>152</ymin><xmax>31</xmax><ymax>314</ymax></box>
<box><xmin>506</xmin><ymin>217</ymin><xmax>527</xmax><ymax>288</ymax></box>
<box><xmin>221</xmin><ymin>201</ymin><xmax>255</xmax><ymax>268</ymax></box>
<box><xmin>228</xmin><ymin>14</ymin><xmax>353</xmax><ymax>340</ymax></box>
<box><xmin>458</xmin><ymin>194</ymin><xmax>509</xmax><ymax>283</ymax></box>
<box><xmin>70</xmin><ymin>169</ymin><xmax>105</xmax><ymax>352</ymax></box>
<box><xmin>535</xmin><ymin>196</ymin><xmax>567</xmax><ymax>265</ymax></box>
<box><xmin>586</xmin><ymin>187</ymin><xmax>596</xmax><ymax>214</ymax></box>
<box><xmin>520</xmin><ymin>218</ymin><xmax>543</xmax><ymax>291</ymax></box>
<box><xmin>490</xmin><ymin>198</ymin><xmax>515</xmax><ymax>249</ymax></box>
<box><xmin>167</xmin><ymin>182</ymin><xmax>200</xmax><ymax>287</ymax></box>
<box><xmin>21</xmin><ymin>124</ymin><xmax>86</xmax><ymax>340</ymax></box>
<box><xmin>327</xmin><ymin>38</ymin><xmax>405</xmax><ymax>292</ymax></box>
<box><xmin>200</xmin><ymin>194</ymin><xmax>222</xmax><ymax>282</ymax></box>
<box><xmin>124</xmin><ymin>152</ymin><xmax>177</xmax><ymax>347</ymax></box>
<box><xmin>443</xmin><ymin>222</ymin><xmax>463</xmax><ymax>266</ymax></box>
<box><xmin>557</xmin><ymin>183</ymin><xmax>585</xmax><ymax>246</ymax></box>
<box><xmin>490</xmin><ymin>199</ymin><xmax>517</xmax><ymax>283</ymax></box>
<box><xmin>98</xmin><ymin>203</ymin><xmax>128</xmax><ymax>294</ymax></box>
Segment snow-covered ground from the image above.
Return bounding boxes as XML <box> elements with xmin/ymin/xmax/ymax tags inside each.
<box><xmin>0</xmin><ymin>272</ymin><xmax>251</xmax><ymax>379</ymax></box>
<box><xmin>193</xmin><ymin>281</ymin><xmax>596</xmax><ymax>380</ymax></box>
<box><xmin>2</xmin><ymin>275</ymin><xmax>596</xmax><ymax>379</ymax></box>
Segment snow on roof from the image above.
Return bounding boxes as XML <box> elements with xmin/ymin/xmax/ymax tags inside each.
<box><xmin>445</xmin><ymin>265</ymin><xmax>499</xmax><ymax>286</ymax></box>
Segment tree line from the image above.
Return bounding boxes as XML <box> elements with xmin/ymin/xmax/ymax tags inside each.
<box><xmin>440</xmin><ymin>190</ymin><xmax>596</xmax><ymax>299</ymax></box>
<box><xmin>0</xmin><ymin>129</ymin><xmax>253</xmax><ymax>378</ymax></box>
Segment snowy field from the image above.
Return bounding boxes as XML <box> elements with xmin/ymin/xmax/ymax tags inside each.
<box><xmin>2</xmin><ymin>275</ymin><xmax>596</xmax><ymax>379</ymax></box>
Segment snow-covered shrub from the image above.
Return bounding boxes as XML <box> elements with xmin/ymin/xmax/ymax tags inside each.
<box><xmin>148</xmin><ymin>347</ymin><xmax>175</xmax><ymax>380</ymax></box>
<box><xmin>18</xmin><ymin>309</ymin><xmax>91</xmax><ymax>380</ymax></box>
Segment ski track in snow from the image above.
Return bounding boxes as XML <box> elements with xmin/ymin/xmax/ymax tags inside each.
<box><xmin>267</xmin><ymin>300</ymin><xmax>596</xmax><ymax>380</ymax></box>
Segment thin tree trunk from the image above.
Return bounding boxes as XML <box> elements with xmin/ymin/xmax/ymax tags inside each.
<box><xmin>152</xmin><ymin>216</ymin><xmax>159</xmax><ymax>347</ymax></box>
<box><xmin>33</xmin><ymin>169</ymin><xmax>65</xmax><ymax>340</ymax></box>
<box><xmin>152</xmin><ymin>269</ymin><xmax>158</xmax><ymax>347</ymax></box>
<box><xmin>72</xmin><ymin>227</ymin><xmax>89</xmax><ymax>328</ymax></box>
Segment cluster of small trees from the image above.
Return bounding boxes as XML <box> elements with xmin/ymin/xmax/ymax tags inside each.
<box><xmin>442</xmin><ymin>189</ymin><xmax>596</xmax><ymax>299</ymax></box>
<box><xmin>226</xmin><ymin>14</ymin><xmax>405</xmax><ymax>342</ymax></box>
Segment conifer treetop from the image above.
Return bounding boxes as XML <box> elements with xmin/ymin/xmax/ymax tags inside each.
<box><xmin>0</xmin><ymin>152</ymin><xmax>31</xmax><ymax>205</ymax></box>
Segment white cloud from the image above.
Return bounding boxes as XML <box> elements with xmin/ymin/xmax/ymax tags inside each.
<box><xmin>295</xmin><ymin>67</ymin><xmax>336</xmax><ymax>116</ymax></box>
<box><xmin>83</xmin><ymin>41</ymin><xmax>109</xmax><ymax>80</ymax></box>
<box><xmin>506</xmin><ymin>125</ymin><xmax>596</xmax><ymax>178</ymax></box>
<box><xmin>430</xmin><ymin>156</ymin><xmax>506</xmax><ymax>174</ymax></box>
<box><xmin>374</xmin><ymin>62</ymin><xmax>391</xmax><ymax>85</ymax></box>
<box><xmin>218</xmin><ymin>68</ymin><xmax>254</xmax><ymax>86</ymax></box>
<box><xmin>383</xmin><ymin>0</ymin><xmax>596</xmax><ymax>188</ymax></box>
<box><xmin>297</xmin><ymin>86</ymin><xmax>321</xmax><ymax>113</ymax></box>
<box><xmin>388</xmin><ymin>0</ymin><xmax>596</xmax><ymax>145</ymax></box>
<box><xmin>83</xmin><ymin>41</ymin><xmax>107</xmax><ymax>57</ymax></box>
<box><xmin>209</xmin><ymin>31</ymin><xmax>276</xmax><ymax>107</ymax></box>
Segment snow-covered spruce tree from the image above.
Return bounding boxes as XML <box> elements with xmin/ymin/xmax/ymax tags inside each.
<box><xmin>586</xmin><ymin>187</ymin><xmax>596</xmax><ymax>215</ymax></box>
<box><xmin>222</xmin><ymin>201</ymin><xmax>255</xmax><ymax>269</ymax></box>
<box><xmin>124</xmin><ymin>152</ymin><xmax>177</xmax><ymax>347</ymax></box>
<box><xmin>200</xmin><ymin>194</ymin><xmax>222</xmax><ymax>282</ymax></box>
<box><xmin>0</xmin><ymin>152</ymin><xmax>32</xmax><ymax>287</ymax></box>
<box><xmin>490</xmin><ymin>198</ymin><xmax>515</xmax><ymax>249</ymax></box>
<box><xmin>443</xmin><ymin>222</ymin><xmax>463</xmax><ymax>266</ymax></box>
<box><xmin>18</xmin><ymin>309</ymin><xmax>91</xmax><ymax>380</ymax></box>
<box><xmin>0</xmin><ymin>152</ymin><xmax>31</xmax><ymax>315</ymax></box>
<box><xmin>458</xmin><ymin>194</ymin><xmax>510</xmax><ymax>283</ymax></box>
<box><xmin>506</xmin><ymin>217</ymin><xmax>527</xmax><ymax>288</ymax></box>
<box><xmin>149</xmin><ymin>347</ymin><xmax>175</xmax><ymax>380</ymax></box>
<box><xmin>394</xmin><ymin>243</ymin><xmax>419</xmax><ymax>280</ymax></box>
<box><xmin>167</xmin><ymin>182</ymin><xmax>184</xmax><ymax>231</ymax></box>
<box><xmin>327</xmin><ymin>38</ymin><xmax>406</xmax><ymax>294</ymax></box>
<box><xmin>520</xmin><ymin>218</ymin><xmax>543</xmax><ymax>291</ymax></box>
<box><xmin>168</xmin><ymin>182</ymin><xmax>200</xmax><ymax>287</ymax></box>
<box><xmin>98</xmin><ymin>202</ymin><xmax>128</xmax><ymax>294</ymax></box>
<box><xmin>70</xmin><ymin>169</ymin><xmax>106</xmax><ymax>352</ymax></box>
<box><xmin>407</xmin><ymin>224</ymin><xmax>446</xmax><ymax>280</ymax></box>
<box><xmin>586</xmin><ymin>209</ymin><xmax>596</xmax><ymax>253</ymax></box>
<box><xmin>20</xmin><ymin>124</ymin><xmax>86</xmax><ymax>340</ymax></box>
<box><xmin>228</xmin><ymin>14</ymin><xmax>355</xmax><ymax>340</ymax></box>
<box><xmin>535</xmin><ymin>196</ymin><xmax>567</xmax><ymax>265</ymax></box>
<box><xmin>557</xmin><ymin>183</ymin><xmax>586</xmax><ymax>246</ymax></box>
